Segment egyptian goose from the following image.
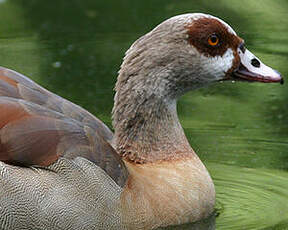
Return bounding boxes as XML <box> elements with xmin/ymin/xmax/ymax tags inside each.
<box><xmin>0</xmin><ymin>13</ymin><xmax>283</xmax><ymax>229</ymax></box>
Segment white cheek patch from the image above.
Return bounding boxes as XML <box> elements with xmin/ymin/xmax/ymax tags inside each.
<box><xmin>200</xmin><ymin>48</ymin><xmax>234</xmax><ymax>80</ymax></box>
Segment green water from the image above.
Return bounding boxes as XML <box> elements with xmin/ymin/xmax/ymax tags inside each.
<box><xmin>0</xmin><ymin>0</ymin><xmax>288</xmax><ymax>229</ymax></box>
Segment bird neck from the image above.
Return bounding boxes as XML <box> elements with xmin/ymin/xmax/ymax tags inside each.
<box><xmin>113</xmin><ymin>87</ymin><xmax>194</xmax><ymax>163</ymax></box>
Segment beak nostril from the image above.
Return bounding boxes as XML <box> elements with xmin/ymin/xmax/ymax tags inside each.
<box><xmin>251</xmin><ymin>58</ymin><xmax>261</xmax><ymax>68</ymax></box>
<box><xmin>239</xmin><ymin>43</ymin><xmax>246</xmax><ymax>53</ymax></box>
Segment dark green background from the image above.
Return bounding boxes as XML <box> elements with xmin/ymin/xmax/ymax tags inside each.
<box><xmin>0</xmin><ymin>0</ymin><xmax>288</xmax><ymax>229</ymax></box>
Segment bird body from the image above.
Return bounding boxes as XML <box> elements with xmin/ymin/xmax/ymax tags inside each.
<box><xmin>0</xmin><ymin>13</ymin><xmax>282</xmax><ymax>229</ymax></box>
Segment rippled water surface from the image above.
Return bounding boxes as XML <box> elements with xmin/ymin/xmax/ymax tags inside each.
<box><xmin>1</xmin><ymin>0</ymin><xmax>288</xmax><ymax>229</ymax></box>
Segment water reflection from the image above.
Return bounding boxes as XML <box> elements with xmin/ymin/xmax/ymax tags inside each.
<box><xmin>212</xmin><ymin>163</ymin><xmax>288</xmax><ymax>230</ymax></box>
<box><xmin>0</xmin><ymin>0</ymin><xmax>288</xmax><ymax>229</ymax></box>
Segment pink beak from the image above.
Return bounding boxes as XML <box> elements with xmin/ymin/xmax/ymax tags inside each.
<box><xmin>233</xmin><ymin>45</ymin><xmax>284</xmax><ymax>84</ymax></box>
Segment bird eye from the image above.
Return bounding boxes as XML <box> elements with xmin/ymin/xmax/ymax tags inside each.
<box><xmin>208</xmin><ymin>34</ymin><xmax>219</xmax><ymax>46</ymax></box>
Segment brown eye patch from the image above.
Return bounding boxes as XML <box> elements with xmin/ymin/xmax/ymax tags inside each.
<box><xmin>186</xmin><ymin>17</ymin><xmax>242</xmax><ymax>57</ymax></box>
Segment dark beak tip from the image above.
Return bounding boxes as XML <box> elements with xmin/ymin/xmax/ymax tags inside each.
<box><xmin>274</xmin><ymin>69</ymin><xmax>284</xmax><ymax>85</ymax></box>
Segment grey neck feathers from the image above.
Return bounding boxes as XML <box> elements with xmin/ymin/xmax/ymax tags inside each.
<box><xmin>112</xmin><ymin>51</ymin><xmax>194</xmax><ymax>163</ymax></box>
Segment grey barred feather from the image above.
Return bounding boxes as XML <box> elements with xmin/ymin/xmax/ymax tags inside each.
<box><xmin>0</xmin><ymin>157</ymin><xmax>124</xmax><ymax>230</ymax></box>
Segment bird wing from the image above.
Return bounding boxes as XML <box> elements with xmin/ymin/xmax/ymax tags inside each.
<box><xmin>0</xmin><ymin>66</ymin><xmax>127</xmax><ymax>186</ymax></box>
<box><xmin>0</xmin><ymin>66</ymin><xmax>113</xmax><ymax>141</ymax></box>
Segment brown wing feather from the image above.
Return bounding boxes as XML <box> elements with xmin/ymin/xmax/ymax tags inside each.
<box><xmin>0</xmin><ymin>67</ymin><xmax>127</xmax><ymax>186</ymax></box>
<box><xmin>0</xmin><ymin>66</ymin><xmax>113</xmax><ymax>141</ymax></box>
<box><xmin>0</xmin><ymin>98</ymin><xmax>83</xmax><ymax>165</ymax></box>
